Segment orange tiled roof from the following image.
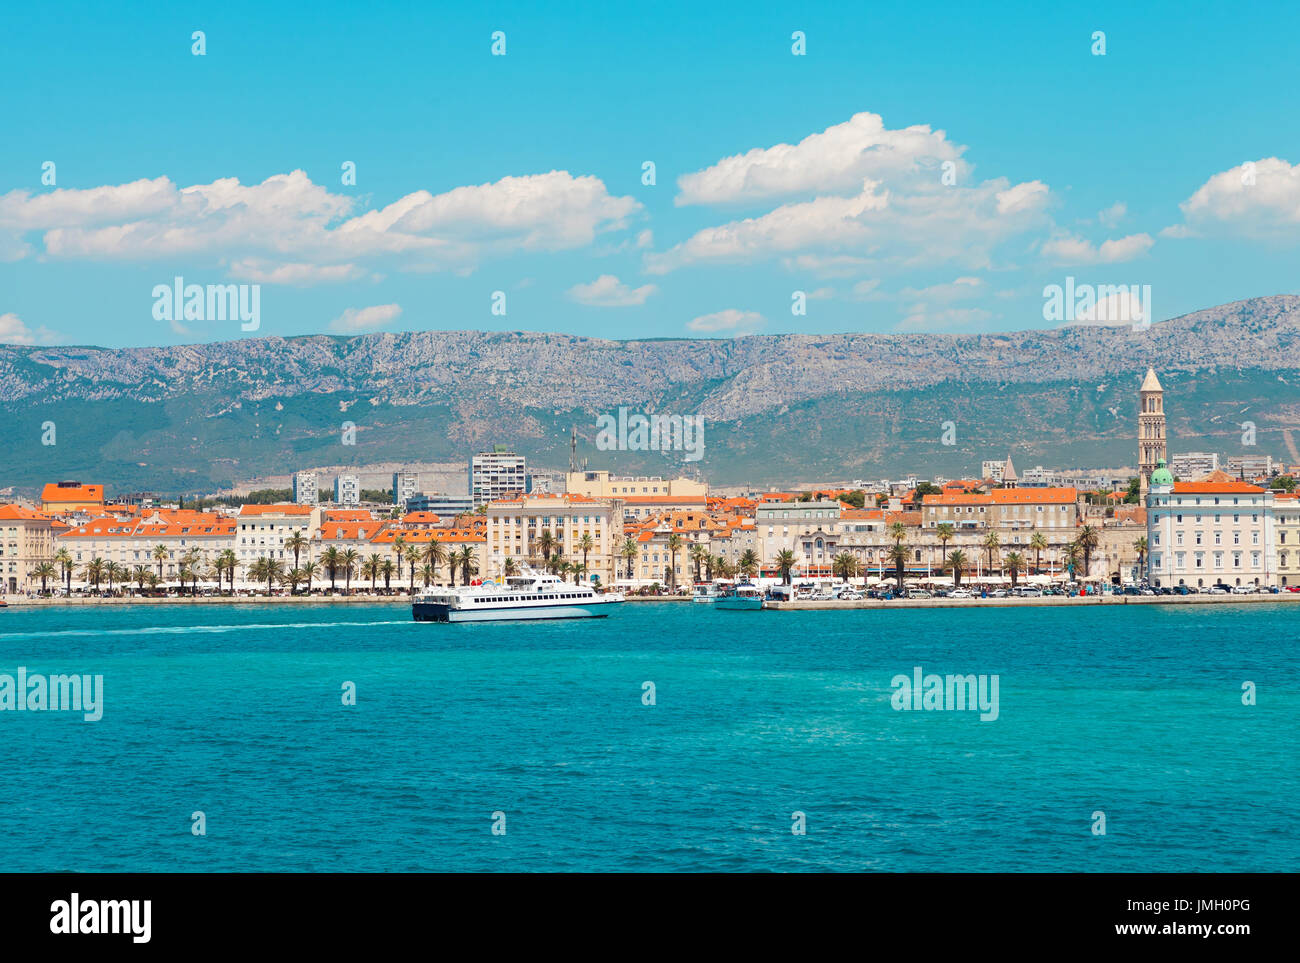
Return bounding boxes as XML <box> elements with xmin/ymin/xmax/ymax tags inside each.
<box><xmin>1172</xmin><ymin>481</ymin><xmax>1266</xmax><ymax>494</ymax></box>
<box><xmin>0</xmin><ymin>504</ymin><xmax>56</xmax><ymax>521</ymax></box>
<box><xmin>237</xmin><ymin>503</ymin><xmax>316</xmax><ymax>516</ymax></box>
<box><xmin>40</xmin><ymin>483</ymin><xmax>104</xmax><ymax>503</ymax></box>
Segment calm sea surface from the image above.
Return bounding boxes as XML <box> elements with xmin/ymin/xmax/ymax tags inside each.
<box><xmin>0</xmin><ymin>600</ymin><xmax>1295</xmax><ymax>872</ymax></box>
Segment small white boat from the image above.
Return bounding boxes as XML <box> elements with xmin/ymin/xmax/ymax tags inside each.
<box><xmin>413</xmin><ymin>568</ymin><xmax>623</xmax><ymax>622</ymax></box>
<box><xmin>713</xmin><ymin>582</ymin><xmax>764</xmax><ymax>610</ymax></box>
<box><xmin>691</xmin><ymin>582</ymin><xmax>720</xmax><ymax>603</ymax></box>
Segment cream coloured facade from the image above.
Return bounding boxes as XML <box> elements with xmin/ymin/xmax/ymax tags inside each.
<box><xmin>484</xmin><ymin>494</ymin><xmax>622</xmax><ymax>584</ymax></box>
<box><xmin>565</xmin><ymin>470</ymin><xmax>707</xmax><ymax>500</ymax></box>
<box><xmin>0</xmin><ymin>505</ymin><xmax>57</xmax><ymax>593</ymax></box>
<box><xmin>1147</xmin><ymin>479</ymin><xmax>1276</xmax><ymax>588</ymax></box>
<box><xmin>1273</xmin><ymin>493</ymin><xmax>1300</xmax><ymax>587</ymax></box>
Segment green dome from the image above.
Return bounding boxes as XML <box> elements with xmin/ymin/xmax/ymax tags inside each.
<box><xmin>1150</xmin><ymin>457</ymin><xmax>1174</xmax><ymax>486</ymax></box>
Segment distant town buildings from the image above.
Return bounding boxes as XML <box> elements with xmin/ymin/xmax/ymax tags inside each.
<box><xmin>1226</xmin><ymin>454</ymin><xmax>1274</xmax><ymax>479</ymax></box>
<box><xmin>405</xmin><ymin>493</ymin><xmax>474</xmax><ymax>516</ymax></box>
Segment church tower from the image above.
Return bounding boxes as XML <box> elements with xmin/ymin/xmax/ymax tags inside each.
<box><xmin>1138</xmin><ymin>367</ymin><xmax>1166</xmax><ymax>495</ymax></box>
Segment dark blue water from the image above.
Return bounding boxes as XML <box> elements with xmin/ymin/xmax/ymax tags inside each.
<box><xmin>0</xmin><ymin>601</ymin><xmax>1295</xmax><ymax>871</ymax></box>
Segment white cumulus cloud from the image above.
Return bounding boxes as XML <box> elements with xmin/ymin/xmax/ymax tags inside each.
<box><xmin>686</xmin><ymin>309</ymin><xmax>765</xmax><ymax>335</ymax></box>
<box><xmin>567</xmin><ymin>274</ymin><xmax>657</xmax><ymax>307</ymax></box>
<box><xmin>0</xmin><ymin>312</ymin><xmax>60</xmax><ymax>345</ymax></box>
<box><xmin>328</xmin><ymin>303</ymin><xmax>403</xmax><ymax>333</ymax></box>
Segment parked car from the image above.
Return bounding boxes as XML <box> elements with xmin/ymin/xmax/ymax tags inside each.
<box><xmin>1209</xmin><ymin>584</ymin><xmax>1230</xmax><ymax>595</ymax></box>
<box><xmin>1017</xmin><ymin>587</ymin><xmax>1043</xmax><ymax>597</ymax></box>
<box><xmin>1230</xmin><ymin>584</ymin><xmax>1255</xmax><ymax>595</ymax></box>
<box><xmin>837</xmin><ymin>590</ymin><xmax>863</xmax><ymax>600</ymax></box>
<box><xmin>949</xmin><ymin>589</ymin><xmax>974</xmax><ymax>599</ymax></box>
<box><xmin>989</xmin><ymin>588</ymin><xmax>1008</xmax><ymax>598</ymax></box>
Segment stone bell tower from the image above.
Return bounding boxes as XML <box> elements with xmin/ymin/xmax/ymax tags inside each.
<box><xmin>1138</xmin><ymin>367</ymin><xmax>1166</xmax><ymax>496</ymax></box>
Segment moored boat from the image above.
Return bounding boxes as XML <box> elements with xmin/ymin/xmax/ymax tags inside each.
<box><xmin>713</xmin><ymin>582</ymin><xmax>764</xmax><ymax>610</ymax></box>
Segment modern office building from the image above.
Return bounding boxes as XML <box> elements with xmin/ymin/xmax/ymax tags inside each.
<box><xmin>1169</xmin><ymin>452</ymin><xmax>1219</xmax><ymax>480</ymax></box>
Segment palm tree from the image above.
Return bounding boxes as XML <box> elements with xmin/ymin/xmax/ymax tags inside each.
<box><xmin>715</xmin><ymin>556</ymin><xmax>736</xmax><ymax>579</ymax></box>
<box><xmin>689</xmin><ymin>543</ymin><xmax>707</xmax><ymax>583</ymax></box>
<box><xmin>152</xmin><ymin>543</ymin><xmax>169</xmax><ymax>580</ymax></box>
<box><xmin>362</xmin><ymin>553</ymin><xmax>381</xmax><ymax>593</ymax></box>
<box><xmin>404</xmin><ymin>545</ymin><xmax>420</xmax><ymax>593</ymax></box>
<box><xmin>422</xmin><ymin>541</ymin><xmax>449</xmax><ymax>585</ymax></box>
<box><xmin>1133</xmin><ymin>535</ymin><xmax>1149</xmax><ymax>580</ymax></box>
<box><xmin>537</xmin><ymin>529</ymin><xmax>557</xmax><ymax>565</ymax></box>
<box><xmin>546</xmin><ymin>549</ymin><xmax>565</xmax><ymax>576</ymax></box>
<box><xmin>249</xmin><ymin>557</ymin><xmax>269</xmax><ymax>593</ymax></box>
<box><xmin>321</xmin><ymin>546</ymin><xmax>341</xmax><ymax>593</ymax></box>
<box><xmin>457</xmin><ymin>547</ymin><xmax>477</xmax><ymax>586</ymax></box>
<box><xmin>32</xmin><ymin>561</ymin><xmax>56</xmax><ymax>594</ymax></box>
<box><xmin>219</xmin><ymin>550</ymin><xmax>238</xmax><ymax>592</ymax></box>
<box><xmin>146</xmin><ymin>571</ymin><xmax>161</xmax><ymax>592</ymax></box>
<box><xmin>1028</xmin><ymin>532</ymin><xmax>1048</xmax><ymax>575</ymax></box>
<box><xmin>1075</xmin><ymin>525</ymin><xmax>1100</xmax><ymax>579</ymax></box>
<box><xmin>1062</xmin><ymin>541</ymin><xmax>1082</xmax><ymax>580</ymax></box>
<box><xmin>84</xmin><ymin>557</ymin><xmax>105</xmax><ymax>591</ymax></box>
<box><xmin>1004</xmin><ymin>551</ymin><xmax>1025</xmax><ymax>588</ymax></box>
<box><xmin>948</xmin><ymin>549</ymin><xmax>968</xmax><ymax>587</ymax></box>
<box><xmin>503</xmin><ymin>557</ymin><xmax>520</xmax><ymax>576</ymax></box>
<box><xmin>262</xmin><ymin>558</ymin><xmax>284</xmax><ymax>594</ymax></box>
<box><xmin>380</xmin><ymin>557</ymin><xmax>395</xmax><ymax>590</ymax></box>
<box><xmin>578</xmin><ymin>533</ymin><xmax>596</xmax><ymax>584</ymax></box>
<box><xmin>285</xmin><ymin>531</ymin><xmax>308</xmax><ymax>570</ymax></box>
<box><xmin>666</xmin><ymin>533</ymin><xmax>683</xmax><ymax>591</ymax></box>
<box><xmin>132</xmin><ymin>564</ymin><xmax>150</xmax><ymax>594</ymax></box>
<box><xmin>285</xmin><ymin>567</ymin><xmax>306</xmax><ymax>595</ymax></box>
<box><xmin>391</xmin><ymin>534</ymin><xmax>407</xmax><ymax>581</ymax></box>
<box><xmin>621</xmin><ymin>537</ymin><xmax>639</xmax><ymax>580</ymax></box>
<box><xmin>887</xmin><ymin>541</ymin><xmax>909</xmax><ymax>593</ymax></box>
<box><xmin>832</xmin><ymin>551</ymin><xmax>858</xmax><ymax>582</ymax></box>
<box><xmin>738</xmin><ymin>549</ymin><xmax>759</xmax><ymax>580</ymax></box>
<box><xmin>54</xmin><ymin>547</ymin><xmax>72</xmax><ymax>595</ymax></box>
<box><xmin>342</xmin><ymin>548</ymin><xmax>359</xmax><ymax>594</ymax></box>
<box><xmin>982</xmin><ymin>531</ymin><xmax>1000</xmax><ymax>574</ymax></box>
<box><xmin>775</xmin><ymin>549</ymin><xmax>797</xmax><ymax>585</ymax></box>
<box><xmin>302</xmin><ymin>560</ymin><xmax>319</xmax><ymax>595</ymax></box>
<box><xmin>417</xmin><ymin>563</ymin><xmax>433</xmax><ymax>587</ymax></box>
<box><xmin>935</xmin><ymin>523</ymin><xmax>956</xmax><ymax>569</ymax></box>
<box><xmin>108</xmin><ymin>561</ymin><xmax>128</xmax><ymax>593</ymax></box>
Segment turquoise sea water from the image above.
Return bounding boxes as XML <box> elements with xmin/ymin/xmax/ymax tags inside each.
<box><xmin>0</xmin><ymin>600</ymin><xmax>1295</xmax><ymax>872</ymax></box>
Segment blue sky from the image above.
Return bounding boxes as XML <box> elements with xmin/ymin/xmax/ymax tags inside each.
<box><xmin>3</xmin><ymin>0</ymin><xmax>1300</xmax><ymax>347</ymax></box>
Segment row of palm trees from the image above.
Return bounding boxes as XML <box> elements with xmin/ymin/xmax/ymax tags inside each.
<box><xmin>28</xmin><ymin>540</ymin><xmax>487</xmax><ymax>597</ymax></box>
<box><xmin>612</xmin><ymin>521</ymin><xmax>1138</xmax><ymax>595</ymax></box>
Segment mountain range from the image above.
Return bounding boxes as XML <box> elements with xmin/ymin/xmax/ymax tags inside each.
<box><xmin>3</xmin><ymin>295</ymin><xmax>1299</xmax><ymax>496</ymax></box>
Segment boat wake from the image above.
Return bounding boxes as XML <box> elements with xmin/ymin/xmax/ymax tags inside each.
<box><xmin>0</xmin><ymin>620</ymin><xmax>412</xmax><ymax>640</ymax></box>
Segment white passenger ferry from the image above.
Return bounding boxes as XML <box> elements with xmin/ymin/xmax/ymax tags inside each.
<box><xmin>412</xmin><ymin>570</ymin><xmax>624</xmax><ymax>623</ymax></box>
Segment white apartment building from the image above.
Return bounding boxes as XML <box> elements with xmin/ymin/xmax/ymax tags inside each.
<box><xmin>470</xmin><ymin>450</ymin><xmax>527</xmax><ymax>506</ymax></box>
<box><xmin>483</xmin><ymin>494</ymin><xmax>621</xmax><ymax>583</ymax></box>
<box><xmin>1169</xmin><ymin>452</ymin><xmax>1219</xmax><ymax>480</ymax></box>
<box><xmin>981</xmin><ymin>460</ymin><xmax>1005</xmax><ymax>482</ymax></box>
<box><xmin>292</xmin><ymin>472</ymin><xmax>319</xmax><ymax>505</ymax></box>
<box><xmin>1146</xmin><ymin>470</ymin><xmax>1276</xmax><ymax>588</ymax></box>
<box><xmin>565</xmin><ymin>470</ymin><xmax>708</xmax><ymax>499</ymax></box>
<box><xmin>393</xmin><ymin>471</ymin><xmax>420</xmax><ymax>507</ymax></box>
<box><xmin>1225</xmin><ymin>454</ymin><xmax>1274</xmax><ymax>479</ymax></box>
<box><xmin>334</xmin><ymin>474</ymin><xmax>360</xmax><ymax>506</ymax></box>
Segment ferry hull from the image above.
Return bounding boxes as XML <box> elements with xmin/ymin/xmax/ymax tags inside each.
<box><xmin>413</xmin><ymin>601</ymin><xmax>616</xmax><ymax>623</ymax></box>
